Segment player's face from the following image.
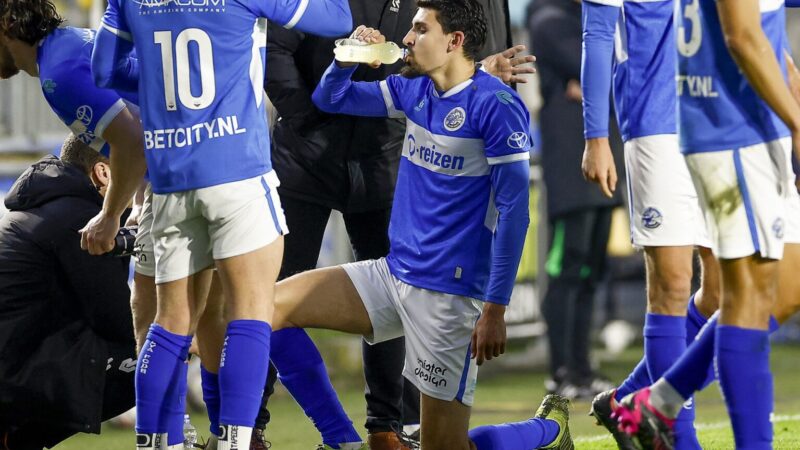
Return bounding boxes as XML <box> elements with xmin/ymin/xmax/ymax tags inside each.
<box><xmin>401</xmin><ymin>8</ymin><xmax>452</xmax><ymax>77</ymax></box>
<box><xmin>0</xmin><ymin>35</ymin><xmax>20</xmax><ymax>79</ymax></box>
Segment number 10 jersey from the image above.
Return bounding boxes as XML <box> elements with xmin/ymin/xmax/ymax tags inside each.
<box><xmin>101</xmin><ymin>0</ymin><xmax>307</xmax><ymax>194</ymax></box>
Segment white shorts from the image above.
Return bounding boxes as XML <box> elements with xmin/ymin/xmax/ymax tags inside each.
<box><xmin>343</xmin><ymin>258</ymin><xmax>482</xmax><ymax>406</ymax></box>
<box><xmin>624</xmin><ymin>134</ymin><xmax>711</xmax><ymax>248</ymax></box>
<box><xmin>134</xmin><ymin>183</ymin><xmax>155</xmax><ymax>277</ymax></box>
<box><xmin>151</xmin><ymin>171</ymin><xmax>288</xmax><ymax>284</ymax></box>
<box><xmin>685</xmin><ymin>138</ymin><xmax>794</xmax><ymax>260</ymax></box>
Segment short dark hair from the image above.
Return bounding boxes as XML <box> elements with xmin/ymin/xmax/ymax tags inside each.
<box><xmin>416</xmin><ymin>0</ymin><xmax>487</xmax><ymax>61</ymax></box>
<box><xmin>60</xmin><ymin>134</ymin><xmax>108</xmax><ymax>175</ymax></box>
<box><xmin>0</xmin><ymin>0</ymin><xmax>64</xmax><ymax>45</ymax></box>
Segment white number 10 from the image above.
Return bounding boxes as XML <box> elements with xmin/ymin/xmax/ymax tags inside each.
<box><xmin>154</xmin><ymin>29</ymin><xmax>216</xmax><ymax>111</ymax></box>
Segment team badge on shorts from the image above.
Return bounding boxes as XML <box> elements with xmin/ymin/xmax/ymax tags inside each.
<box><xmin>773</xmin><ymin>218</ymin><xmax>784</xmax><ymax>239</ymax></box>
<box><xmin>642</xmin><ymin>207</ymin><xmax>663</xmax><ymax>229</ymax></box>
<box><xmin>444</xmin><ymin>107</ymin><xmax>466</xmax><ymax>131</ymax></box>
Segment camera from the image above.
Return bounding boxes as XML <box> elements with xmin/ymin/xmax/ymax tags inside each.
<box><xmin>109</xmin><ymin>226</ymin><xmax>138</xmax><ymax>257</ymax></box>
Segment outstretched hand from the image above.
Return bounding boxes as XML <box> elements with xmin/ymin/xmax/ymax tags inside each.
<box><xmin>481</xmin><ymin>44</ymin><xmax>537</xmax><ymax>85</ymax></box>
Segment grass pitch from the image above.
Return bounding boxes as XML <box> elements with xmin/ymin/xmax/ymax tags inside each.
<box><xmin>54</xmin><ymin>345</ymin><xmax>800</xmax><ymax>449</ymax></box>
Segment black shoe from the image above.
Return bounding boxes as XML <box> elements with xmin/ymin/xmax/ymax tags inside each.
<box><xmin>589</xmin><ymin>389</ymin><xmax>637</xmax><ymax>450</ymax></box>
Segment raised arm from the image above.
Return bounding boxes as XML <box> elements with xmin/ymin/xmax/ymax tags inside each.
<box><xmin>311</xmin><ymin>63</ymin><xmax>393</xmax><ymax>117</ymax></box>
<box><xmin>580</xmin><ymin>1</ymin><xmax>621</xmax><ymax>197</ymax></box>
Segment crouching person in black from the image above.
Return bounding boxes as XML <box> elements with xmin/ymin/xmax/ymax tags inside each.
<box><xmin>0</xmin><ymin>135</ymin><xmax>136</xmax><ymax>450</ymax></box>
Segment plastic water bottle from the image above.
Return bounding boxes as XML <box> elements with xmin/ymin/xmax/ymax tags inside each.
<box><xmin>334</xmin><ymin>39</ymin><xmax>407</xmax><ymax>65</ymax></box>
<box><xmin>183</xmin><ymin>414</ymin><xmax>197</xmax><ymax>449</ymax></box>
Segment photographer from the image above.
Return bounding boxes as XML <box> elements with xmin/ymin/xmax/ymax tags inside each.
<box><xmin>0</xmin><ymin>136</ymin><xmax>136</xmax><ymax>450</ymax></box>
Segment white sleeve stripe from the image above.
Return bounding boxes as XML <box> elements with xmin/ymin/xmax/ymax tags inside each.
<box><xmin>95</xmin><ymin>99</ymin><xmax>127</xmax><ymax>139</ymax></box>
<box><xmin>487</xmin><ymin>152</ymin><xmax>530</xmax><ymax>165</ymax></box>
<box><xmin>284</xmin><ymin>0</ymin><xmax>310</xmax><ymax>29</ymax></box>
<box><xmin>101</xmin><ymin>22</ymin><xmax>133</xmax><ymax>42</ymax></box>
<box><xmin>584</xmin><ymin>0</ymin><xmax>623</xmax><ymax>6</ymax></box>
<box><xmin>379</xmin><ymin>80</ymin><xmax>405</xmax><ymax>119</ymax></box>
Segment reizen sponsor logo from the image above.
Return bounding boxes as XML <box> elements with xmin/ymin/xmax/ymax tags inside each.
<box><xmin>406</xmin><ymin>134</ymin><xmax>465</xmax><ymax>170</ymax></box>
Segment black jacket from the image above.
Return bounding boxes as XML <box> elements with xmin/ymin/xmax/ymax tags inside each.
<box><xmin>528</xmin><ymin>0</ymin><xmax>623</xmax><ymax>219</ymax></box>
<box><xmin>267</xmin><ymin>0</ymin><xmax>512</xmax><ymax>213</ymax></box>
<box><xmin>0</xmin><ymin>156</ymin><xmax>134</xmax><ymax>434</ymax></box>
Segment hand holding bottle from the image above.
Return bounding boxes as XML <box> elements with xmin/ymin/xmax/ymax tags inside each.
<box><xmin>334</xmin><ymin>25</ymin><xmax>405</xmax><ymax>69</ymax></box>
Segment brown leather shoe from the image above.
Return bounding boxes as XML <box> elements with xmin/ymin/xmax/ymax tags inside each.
<box><xmin>368</xmin><ymin>431</ymin><xmax>412</xmax><ymax>450</ymax></box>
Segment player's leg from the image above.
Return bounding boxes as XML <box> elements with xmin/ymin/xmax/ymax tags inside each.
<box><xmin>131</xmin><ymin>183</ymin><xmax>157</xmax><ymax>353</ymax></box>
<box><xmin>137</xmin><ymin>190</ymin><xmax>214</xmax><ymax>450</ymax></box>
<box><xmin>195</xmin><ymin>272</ymin><xmax>226</xmax><ymax>440</ymax></box>
<box><xmin>596</xmin><ymin>135</ymin><xmax>706</xmax><ymax>448</ymax></box>
<box><xmin>344</xmin><ymin>208</ymin><xmax>420</xmax><ymax>447</ymax></box>
<box><xmin>620</xmin><ymin>143</ymin><xmax>787</xmax><ymax>448</ymax></box>
<box><xmin>252</xmin><ymin>195</ymin><xmax>331</xmax><ymax>447</ymax></box>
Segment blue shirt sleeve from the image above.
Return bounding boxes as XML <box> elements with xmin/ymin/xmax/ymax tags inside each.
<box><xmin>787</xmin><ymin>0</ymin><xmax>800</xmax><ymax>7</ymax></box>
<box><xmin>485</xmin><ymin>160</ymin><xmax>531</xmax><ymax>305</ymax></box>
<box><xmin>311</xmin><ymin>62</ymin><xmax>395</xmax><ymax>117</ymax></box>
<box><xmin>245</xmin><ymin>0</ymin><xmax>352</xmax><ymax>36</ymax></box>
<box><xmin>43</xmin><ymin>55</ymin><xmax>126</xmax><ymax>153</ymax></box>
<box><xmin>581</xmin><ymin>1</ymin><xmax>620</xmax><ymax>139</ymax></box>
<box><xmin>92</xmin><ymin>26</ymin><xmax>139</xmax><ymax>94</ymax></box>
<box><xmin>476</xmin><ymin>89</ymin><xmax>532</xmax><ymax>165</ymax></box>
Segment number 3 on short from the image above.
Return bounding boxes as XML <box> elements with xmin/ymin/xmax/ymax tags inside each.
<box><xmin>677</xmin><ymin>0</ymin><xmax>702</xmax><ymax>58</ymax></box>
<box><xmin>154</xmin><ymin>29</ymin><xmax>216</xmax><ymax>111</ymax></box>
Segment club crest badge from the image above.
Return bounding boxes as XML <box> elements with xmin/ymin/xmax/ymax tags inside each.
<box><xmin>444</xmin><ymin>107</ymin><xmax>466</xmax><ymax>132</ymax></box>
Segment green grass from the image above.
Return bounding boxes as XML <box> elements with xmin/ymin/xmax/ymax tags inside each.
<box><xmin>54</xmin><ymin>345</ymin><xmax>800</xmax><ymax>450</ymax></box>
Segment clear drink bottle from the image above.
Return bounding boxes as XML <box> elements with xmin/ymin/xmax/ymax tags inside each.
<box><xmin>183</xmin><ymin>414</ymin><xmax>197</xmax><ymax>449</ymax></box>
<box><xmin>334</xmin><ymin>39</ymin><xmax>407</xmax><ymax>65</ymax></box>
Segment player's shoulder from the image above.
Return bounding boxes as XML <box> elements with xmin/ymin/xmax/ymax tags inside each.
<box><xmin>39</xmin><ymin>27</ymin><xmax>93</xmax><ymax>74</ymax></box>
<box><xmin>470</xmin><ymin>71</ymin><xmax>525</xmax><ymax>111</ymax></box>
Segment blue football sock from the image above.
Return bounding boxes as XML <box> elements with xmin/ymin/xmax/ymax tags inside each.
<box><xmin>614</xmin><ymin>357</ymin><xmax>651</xmax><ymax>402</ymax></box>
<box><xmin>665</xmin><ymin>315</ymin><xmax>718</xmax><ymax>400</ymax></box>
<box><xmin>135</xmin><ymin>324</ymin><xmax>193</xmax><ymax>436</ymax></box>
<box><xmin>716</xmin><ymin>325</ymin><xmax>773</xmax><ymax>450</ymax></box>
<box><xmin>201</xmin><ymin>365</ymin><xmax>221</xmax><ymax>436</ymax></box>
<box><xmin>271</xmin><ymin>328</ymin><xmax>360</xmax><ymax>448</ymax></box>
<box><xmin>644</xmin><ymin>313</ymin><xmax>699</xmax><ymax>449</ymax></box>
<box><xmin>685</xmin><ymin>297</ymin><xmax>707</xmax><ymax>344</ymax></box>
<box><xmin>469</xmin><ymin>418</ymin><xmax>560</xmax><ymax>450</ymax></box>
<box><xmin>166</xmin><ymin>357</ymin><xmax>189</xmax><ymax>446</ymax></box>
<box><xmin>219</xmin><ymin>320</ymin><xmax>271</xmax><ymax>427</ymax></box>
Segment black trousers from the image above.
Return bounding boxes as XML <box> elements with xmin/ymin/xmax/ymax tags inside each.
<box><xmin>541</xmin><ymin>206</ymin><xmax>613</xmax><ymax>382</ymax></box>
<box><xmin>254</xmin><ymin>195</ymin><xmax>420</xmax><ymax>433</ymax></box>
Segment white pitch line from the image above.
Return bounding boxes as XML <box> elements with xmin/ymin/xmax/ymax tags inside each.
<box><xmin>574</xmin><ymin>414</ymin><xmax>800</xmax><ymax>443</ymax></box>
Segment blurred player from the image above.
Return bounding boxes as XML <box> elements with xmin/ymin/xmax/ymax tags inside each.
<box><xmin>580</xmin><ymin>0</ymin><xmax>719</xmax><ymax>447</ymax></box>
<box><xmin>615</xmin><ymin>0</ymin><xmax>800</xmax><ymax>448</ymax></box>
<box><xmin>87</xmin><ymin>1</ymin><xmax>363</xmax><ymax>450</ymax></box>
<box><xmin>269</xmin><ymin>1</ymin><xmax>574</xmax><ymax>449</ymax></box>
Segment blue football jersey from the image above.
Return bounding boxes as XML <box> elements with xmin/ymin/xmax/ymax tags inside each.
<box><xmin>586</xmin><ymin>0</ymin><xmax>677</xmax><ymax>141</ymax></box>
<box><xmin>676</xmin><ymin>0</ymin><xmax>790</xmax><ymax>152</ymax></box>
<box><xmin>100</xmin><ymin>0</ymin><xmax>350</xmax><ymax>194</ymax></box>
<box><xmin>379</xmin><ymin>71</ymin><xmax>531</xmax><ymax>300</ymax></box>
<box><xmin>37</xmin><ymin>27</ymin><xmax>132</xmax><ymax>156</ymax></box>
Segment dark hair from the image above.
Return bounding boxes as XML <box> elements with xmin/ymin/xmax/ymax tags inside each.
<box><xmin>60</xmin><ymin>134</ymin><xmax>108</xmax><ymax>175</ymax></box>
<box><xmin>416</xmin><ymin>0</ymin><xmax>487</xmax><ymax>61</ymax></box>
<box><xmin>0</xmin><ymin>0</ymin><xmax>64</xmax><ymax>45</ymax></box>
